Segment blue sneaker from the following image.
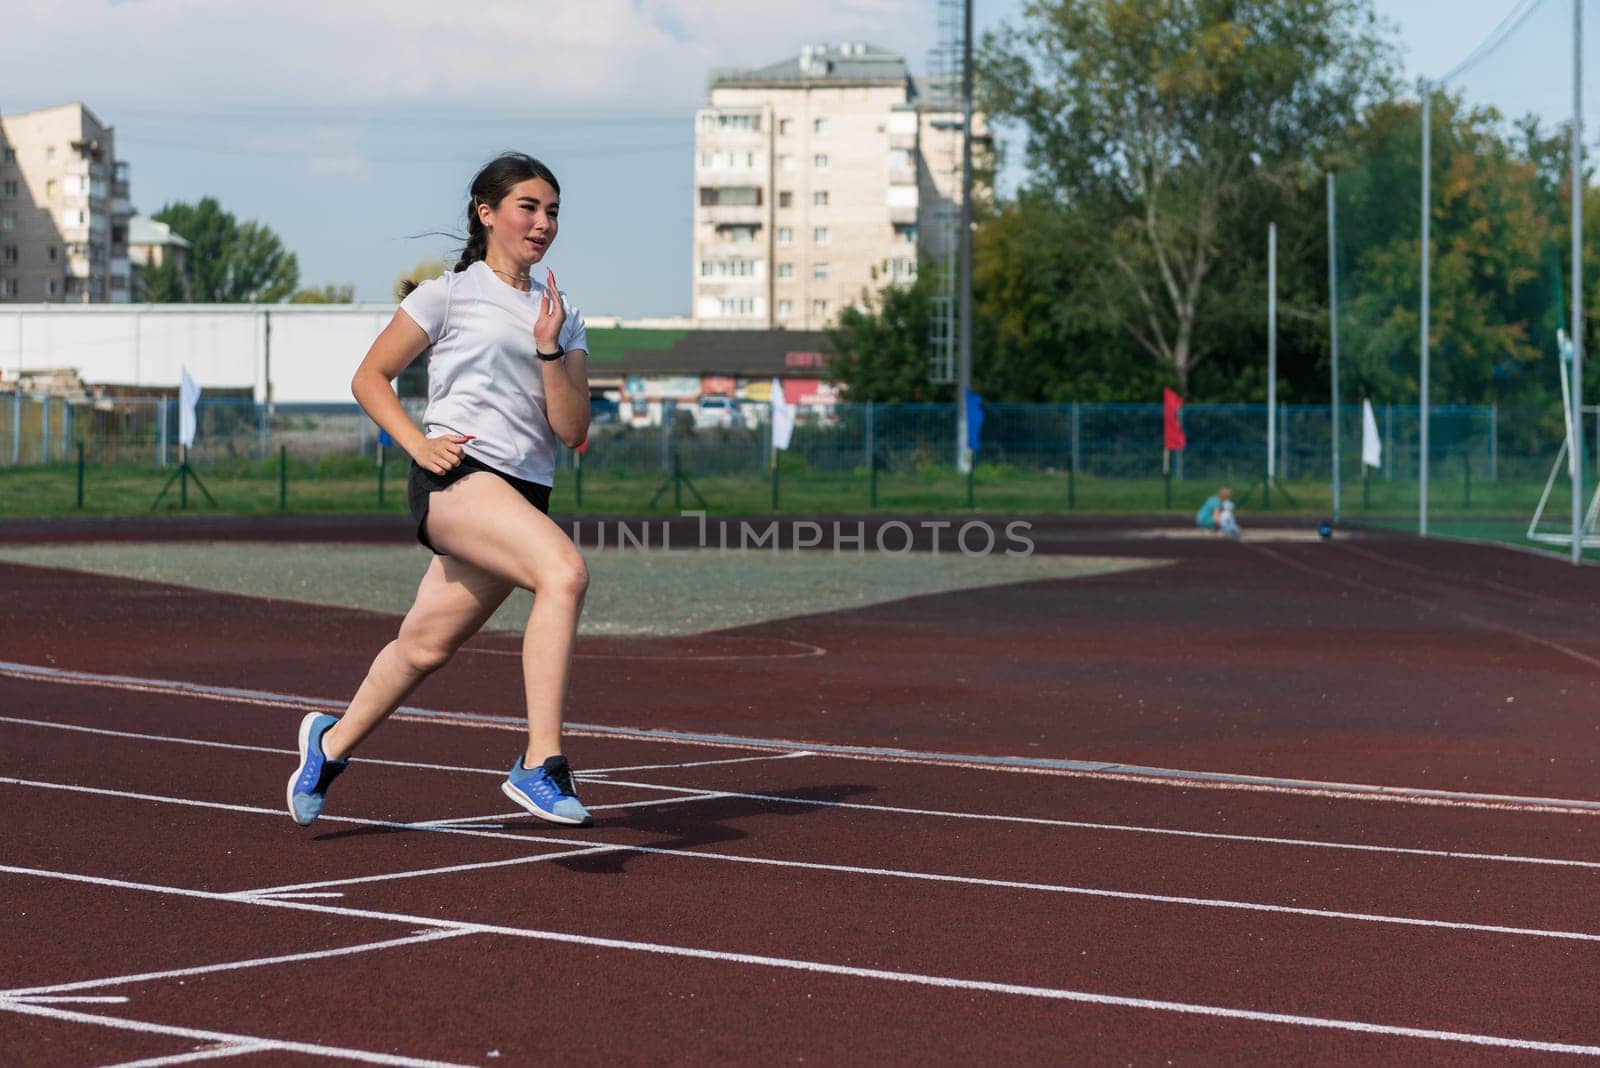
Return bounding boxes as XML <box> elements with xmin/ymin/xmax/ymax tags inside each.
<box><xmin>286</xmin><ymin>712</ymin><xmax>348</xmax><ymax>826</ymax></box>
<box><xmin>502</xmin><ymin>754</ymin><xmax>591</xmax><ymax>825</ymax></box>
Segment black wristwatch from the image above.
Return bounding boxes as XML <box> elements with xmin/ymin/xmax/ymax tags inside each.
<box><xmin>536</xmin><ymin>344</ymin><xmax>565</xmax><ymax>362</ymax></box>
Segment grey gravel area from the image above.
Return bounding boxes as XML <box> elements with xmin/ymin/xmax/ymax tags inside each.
<box><xmin>0</xmin><ymin>543</ymin><xmax>1162</xmax><ymax>636</ymax></box>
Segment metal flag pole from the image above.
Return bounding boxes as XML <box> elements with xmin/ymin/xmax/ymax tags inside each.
<box><xmin>1267</xmin><ymin>222</ymin><xmax>1277</xmax><ymax>490</ymax></box>
<box><xmin>1328</xmin><ymin>173</ymin><xmax>1341</xmax><ymax>522</ymax></box>
<box><xmin>1420</xmin><ymin>81</ymin><xmax>1432</xmax><ymax>538</ymax></box>
<box><xmin>955</xmin><ymin>0</ymin><xmax>974</xmax><ymax>474</ymax></box>
<box><xmin>1570</xmin><ymin>0</ymin><xmax>1585</xmax><ymax>563</ymax></box>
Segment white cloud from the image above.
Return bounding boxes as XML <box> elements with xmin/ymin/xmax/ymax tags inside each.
<box><xmin>9</xmin><ymin>0</ymin><xmax>937</xmax><ymax>118</ymax></box>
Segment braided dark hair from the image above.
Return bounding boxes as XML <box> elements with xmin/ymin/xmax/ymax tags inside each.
<box><xmin>399</xmin><ymin>153</ymin><xmax>561</xmax><ymax>298</ymax></box>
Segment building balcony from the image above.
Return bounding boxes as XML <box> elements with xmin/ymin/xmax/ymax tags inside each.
<box><xmin>889</xmin><ymin>162</ymin><xmax>917</xmax><ymax>186</ymax></box>
<box><xmin>111</xmin><ymin>256</ymin><xmax>129</xmax><ymax>278</ymax></box>
<box><xmin>701</xmin><ymin>203</ymin><xmax>766</xmax><ymax>227</ymax></box>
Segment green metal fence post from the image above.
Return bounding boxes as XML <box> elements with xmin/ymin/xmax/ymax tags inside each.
<box><xmin>866</xmin><ymin>402</ymin><xmax>877</xmax><ymax>508</ymax></box>
<box><xmin>377</xmin><ymin>442</ymin><xmax>386</xmax><ymax>506</ymax></box>
<box><xmin>575</xmin><ymin>451</ymin><xmax>584</xmax><ymax>511</ymax></box>
<box><xmin>279</xmin><ymin>445</ymin><xmax>287</xmax><ymax>512</ymax></box>
<box><xmin>771</xmin><ymin>451</ymin><xmax>780</xmax><ymax>511</ymax></box>
<box><xmin>966</xmin><ymin>460</ymin><xmax>975</xmax><ymax>510</ymax></box>
<box><xmin>76</xmin><ymin>442</ymin><xmax>85</xmax><ymax>509</ymax></box>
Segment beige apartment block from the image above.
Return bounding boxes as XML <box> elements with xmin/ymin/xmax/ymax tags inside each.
<box><xmin>0</xmin><ymin>103</ymin><xmax>132</xmax><ymax>304</ymax></box>
<box><xmin>693</xmin><ymin>42</ymin><xmax>987</xmax><ymax>332</ymax></box>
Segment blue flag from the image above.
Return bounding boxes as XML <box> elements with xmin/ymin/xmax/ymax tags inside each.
<box><xmin>378</xmin><ymin>428</ymin><xmax>394</xmax><ymax>447</ymax></box>
<box><xmin>964</xmin><ymin>389</ymin><xmax>985</xmax><ymax>453</ymax></box>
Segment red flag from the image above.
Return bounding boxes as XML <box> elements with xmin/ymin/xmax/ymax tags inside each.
<box><xmin>576</xmin><ymin>436</ymin><xmax>589</xmax><ymax>455</ymax></box>
<box><xmin>1163</xmin><ymin>388</ymin><xmax>1186</xmax><ymax>451</ymax></box>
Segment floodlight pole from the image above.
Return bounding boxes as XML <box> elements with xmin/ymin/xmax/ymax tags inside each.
<box><xmin>1328</xmin><ymin>173</ymin><xmax>1341</xmax><ymax>522</ymax></box>
<box><xmin>1571</xmin><ymin>0</ymin><xmax>1585</xmax><ymax>563</ymax></box>
<box><xmin>955</xmin><ymin>0</ymin><xmax>974</xmax><ymax>474</ymax></box>
<box><xmin>1267</xmin><ymin>222</ymin><xmax>1277</xmax><ymax>485</ymax></box>
<box><xmin>1420</xmin><ymin>81</ymin><xmax>1432</xmax><ymax>538</ymax></box>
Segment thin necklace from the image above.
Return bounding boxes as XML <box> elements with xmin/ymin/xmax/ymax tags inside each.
<box><xmin>488</xmin><ymin>264</ymin><xmax>531</xmax><ymax>287</ymax></box>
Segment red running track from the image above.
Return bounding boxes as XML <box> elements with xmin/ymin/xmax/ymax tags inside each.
<box><xmin>3</xmin><ymin>517</ymin><xmax>1600</xmax><ymax>1062</ymax></box>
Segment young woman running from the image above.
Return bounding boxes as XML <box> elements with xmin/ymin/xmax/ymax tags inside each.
<box><xmin>287</xmin><ymin>152</ymin><xmax>593</xmax><ymax>827</ymax></box>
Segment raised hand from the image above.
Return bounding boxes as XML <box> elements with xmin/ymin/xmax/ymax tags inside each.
<box><xmin>534</xmin><ymin>268</ymin><xmax>566</xmax><ymax>355</ymax></box>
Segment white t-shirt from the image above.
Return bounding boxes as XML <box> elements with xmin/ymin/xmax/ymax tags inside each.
<box><xmin>398</xmin><ymin>260</ymin><xmax>587</xmax><ymax>486</ymax></box>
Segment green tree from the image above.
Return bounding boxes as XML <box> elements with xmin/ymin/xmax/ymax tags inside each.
<box><xmin>980</xmin><ymin>0</ymin><xmax>1397</xmax><ymax>391</ymax></box>
<box><xmin>824</xmin><ymin>271</ymin><xmax>956</xmax><ymax>403</ymax></box>
<box><xmin>289</xmin><ymin>283</ymin><xmax>356</xmax><ymax>303</ymax></box>
<box><xmin>150</xmin><ymin>197</ymin><xmax>300</xmax><ymax>303</ymax></box>
<box><xmin>394</xmin><ymin>258</ymin><xmax>446</xmax><ymax>299</ymax></box>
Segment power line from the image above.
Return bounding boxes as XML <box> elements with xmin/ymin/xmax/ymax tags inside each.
<box><xmin>1435</xmin><ymin>0</ymin><xmax>1545</xmax><ymax>85</ymax></box>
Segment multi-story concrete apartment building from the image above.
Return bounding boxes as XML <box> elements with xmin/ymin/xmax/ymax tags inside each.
<box><xmin>0</xmin><ymin>103</ymin><xmax>132</xmax><ymax>304</ymax></box>
<box><xmin>693</xmin><ymin>42</ymin><xmax>985</xmax><ymax>331</ymax></box>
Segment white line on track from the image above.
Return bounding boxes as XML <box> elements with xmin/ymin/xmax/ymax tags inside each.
<box><xmin>233</xmin><ymin>845</ymin><xmax>626</xmax><ymax>898</ymax></box>
<box><xmin>2</xmin><ymin>994</ymin><xmax>129</xmax><ymax>1004</ymax></box>
<box><xmin>96</xmin><ymin>1041</ymin><xmax>277</xmax><ymax>1067</ymax></box>
<box><xmin>5</xmin><ymin>711</ymin><xmax>1597</xmax><ymax>873</ymax></box>
<box><xmin>5</xmin><ymin>657</ymin><xmax>1599</xmax><ymax>813</ymax></box>
<box><xmin>3</xmin><ymin>863</ymin><xmax>1597</xmax><ymax>1059</ymax></box>
<box><xmin>0</xmin><ymin>1001</ymin><xmax>468</xmax><ymax>1067</ymax></box>
<box><xmin>586</xmin><ymin>792</ymin><xmax>737</xmax><ymax>812</ymax></box>
<box><xmin>4</xmin><ymin>776</ymin><xmax>1600</xmax><ymax>946</ymax></box>
<box><xmin>2</xmin><ymin>660</ymin><xmax>1595</xmax><ymax>816</ymax></box>
<box><xmin>581</xmin><ymin>751</ymin><xmax>816</xmax><ymax>775</ymax></box>
<box><xmin>2</xmin><ymin>929</ymin><xmax>473</xmax><ymax>997</ymax></box>
<box><xmin>463</xmin><ymin>637</ymin><xmax>829</xmax><ymax>662</ymax></box>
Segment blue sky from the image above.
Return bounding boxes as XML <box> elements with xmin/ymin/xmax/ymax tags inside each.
<box><xmin>4</xmin><ymin>1</ymin><xmax>1580</xmax><ymax>314</ymax></box>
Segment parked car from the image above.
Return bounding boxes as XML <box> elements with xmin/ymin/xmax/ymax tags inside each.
<box><xmin>692</xmin><ymin>395</ymin><xmax>741</xmax><ymax>430</ymax></box>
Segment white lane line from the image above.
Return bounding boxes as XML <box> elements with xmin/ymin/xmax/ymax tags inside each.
<box><xmin>463</xmin><ymin>637</ymin><xmax>829</xmax><ymax>662</ymax></box>
<box><xmin>3</xmin><ymin>864</ymin><xmax>1598</xmax><ymax>1059</ymax></box>
<box><xmin>233</xmin><ymin>845</ymin><xmax>625</xmax><ymax>898</ymax></box>
<box><xmin>0</xmin><ymin>715</ymin><xmax>503</xmax><ymax>777</ymax></box>
<box><xmin>589</xmin><ymin>778</ymin><xmax>1600</xmax><ymax>872</ymax></box>
<box><xmin>4</xmin><ymin>778</ymin><xmax>1599</xmax><ymax>946</ymax></box>
<box><xmin>581</xmin><ymin>751</ymin><xmax>816</xmax><ymax>775</ymax></box>
<box><xmin>2</xmin><ymin>994</ymin><xmax>129</xmax><ymax>1004</ymax></box>
<box><xmin>3</xmin><ymin>930</ymin><xmax>472</xmax><ymax>997</ymax></box>
<box><xmin>0</xmin><ymin>1002</ymin><xmax>467</xmax><ymax>1067</ymax></box>
<box><xmin>5</xmin><ymin>704</ymin><xmax>1600</xmax><ymax>872</ymax></box>
<box><xmin>408</xmin><ymin>812</ymin><xmax>520</xmax><ymax>827</ymax></box>
<box><xmin>97</xmin><ymin>1041</ymin><xmax>276</xmax><ymax>1068</ymax></box>
<box><xmin>587</xmin><ymin>792</ymin><xmax>737</xmax><ymax>813</ymax></box>
<box><xmin>6</xmin><ymin>657</ymin><xmax>1599</xmax><ymax>813</ymax></box>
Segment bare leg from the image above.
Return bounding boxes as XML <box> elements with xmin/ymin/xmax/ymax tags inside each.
<box><xmin>421</xmin><ymin>472</ymin><xmax>588</xmax><ymax>765</ymax></box>
<box><xmin>322</xmin><ymin>554</ymin><xmax>512</xmax><ymax>760</ymax></box>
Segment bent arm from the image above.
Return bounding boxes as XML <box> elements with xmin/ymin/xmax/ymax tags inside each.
<box><xmin>540</xmin><ymin>349</ymin><xmax>591</xmax><ymax>449</ymax></box>
<box><xmin>351</xmin><ymin>311</ymin><xmax>431</xmax><ymax>456</ymax></box>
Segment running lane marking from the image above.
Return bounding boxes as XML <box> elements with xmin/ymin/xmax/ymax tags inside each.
<box><xmin>3</xmin><ymin>714</ymin><xmax>1598</xmax><ymax>872</ymax></box>
<box><xmin>4</xmin><ymin>777</ymin><xmax>1600</xmax><ymax>946</ymax></box>
<box><xmin>3</xmin><ymin>864</ymin><xmax>1598</xmax><ymax>1059</ymax></box>
<box><xmin>581</xmin><ymin>751</ymin><xmax>816</xmax><ymax>775</ymax></box>
<box><xmin>3</xmin><ymin>930</ymin><xmax>472</xmax><ymax>997</ymax></box>
<box><xmin>4</xmin><ymin>658</ymin><xmax>1598</xmax><ymax>813</ymax></box>
<box><xmin>0</xmin><ymin>1000</ymin><xmax>466</xmax><ymax>1067</ymax></box>
<box><xmin>97</xmin><ymin>1042</ymin><xmax>276</xmax><ymax>1067</ymax></box>
<box><xmin>232</xmin><ymin>845</ymin><xmax>626</xmax><ymax>898</ymax></box>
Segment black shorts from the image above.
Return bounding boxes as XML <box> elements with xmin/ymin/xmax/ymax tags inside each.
<box><xmin>407</xmin><ymin>454</ymin><xmax>552</xmax><ymax>555</ymax></box>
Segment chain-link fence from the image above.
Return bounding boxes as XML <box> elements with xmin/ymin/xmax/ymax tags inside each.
<box><xmin>5</xmin><ymin>391</ymin><xmax>1578</xmax><ymax>534</ymax></box>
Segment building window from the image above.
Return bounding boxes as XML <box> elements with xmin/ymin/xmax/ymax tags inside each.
<box><xmin>813</xmin><ymin>154</ymin><xmax>829</xmax><ymax>169</ymax></box>
<box><xmin>47</xmin><ymin>246</ymin><xmax>57</xmax><ymax>262</ymax></box>
<box><xmin>778</xmin><ymin>154</ymin><xmax>795</xmax><ymax>172</ymax></box>
<box><xmin>813</xmin><ymin>264</ymin><xmax>829</xmax><ymax>281</ymax></box>
<box><xmin>812</xmin><ymin>190</ymin><xmax>829</xmax><ymax>207</ymax></box>
<box><xmin>0</xmin><ymin>180</ymin><xmax>15</xmax><ymax>198</ymax></box>
<box><xmin>1</xmin><ymin>215</ymin><xmax>13</xmax><ymax>232</ymax></box>
<box><xmin>813</xmin><ymin>227</ymin><xmax>830</xmax><ymax>245</ymax></box>
<box><xmin>2</xmin><ymin>148</ymin><xmax>13</xmax><ymax>163</ymax></box>
<box><xmin>700</xmin><ymin>115</ymin><xmax>715</xmax><ymax>132</ymax></box>
<box><xmin>778</xmin><ymin>118</ymin><xmax>793</xmax><ymax>135</ymax></box>
<box><xmin>700</xmin><ymin>260</ymin><xmax>713</xmax><ymax>277</ymax></box>
<box><xmin>47</xmin><ymin>279</ymin><xmax>58</xmax><ymax>297</ymax></box>
<box><xmin>777</xmin><ymin>227</ymin><xmax>793</xmax><ymax>245</ymax></box>
<box><xmin>2</xmin><ymin>246</ymin><xmax>15</xmax><ymax>264</ymax></box>
<box><xmin>718</xmin><ymin>297</ymin><xmax>756</xmax><ymax>316</ymax></box>
<box><xmin>778</xmin><ymin>299</ymin><xmax>793</xmax><ymax>318</ymax></box>
<box><xmin>777</xmin><ymin>263</ymin><xmax>794</xmax><ymax>279</ymax></box>
<box><xmin>894</xmin><ymin>222</ymin><xmax>918</xmax><ymax>243</ymax></box>
<box><xmin>890</xmin><ymin>258</ymin><xmax>917</xmax><ymax>281</ymax></box>
<box><xmin>811</xmin><ymin>299</ymin><xmax>829</xmax><ymax>317</ymax></box>
<box><xmin>722</xmin><ymin>225</ymin><xmax>759</xmax><ymax>244</ymax></box>
<box><xmin>46</xmin><ymin>146</ymin><xmax>56</xmax><ymax>162</ymax></box>
<box><xmin>698</xmin><ymin>151</ymin><xmax>712</xmax><ymax>168</ymax></box>
<box><xmin>813</xmin><ymin>118</ymin><xmax>829</xmax><ymax>135</ymax></box>
<box><xmin>778</xmin><ymin>191</ymin><xmax>793</xmax><ymax>209</ymax></box>
<box><xmin>1</xmin><ymin>279</ymin><xmax>17</xmax><ymax>297</ymax></box>
<box><xmin>718</xmin><ymin>114</ymin><xmax>757</xmax><ymax>132</ymax></box>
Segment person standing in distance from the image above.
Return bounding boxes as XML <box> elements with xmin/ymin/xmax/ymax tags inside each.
<box><xmin>286</xmin><ymin>152</ymin><xmax>594</xmax><ymax>827</ymax></box>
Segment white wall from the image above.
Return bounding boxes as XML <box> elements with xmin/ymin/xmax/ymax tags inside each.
<box><xmin>0</xmin><ymin>303</ymin><xmax>397</xmax><ymax>403</ymax></box>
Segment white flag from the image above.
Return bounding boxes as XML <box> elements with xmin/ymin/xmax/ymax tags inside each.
<box><xmin>770</xmin><ymin>377</ymin><xmax>794</xmax><ymax>451</ymax></box>
<box><xmin>178</xmin><ymin>366</ymin><xmax>201</xmax><ymax>449</ymax></box>
<box><xmin>1361</xmin><ymin>398</ymin><xmax>1382</xmax><ymax>470</ymax></box>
